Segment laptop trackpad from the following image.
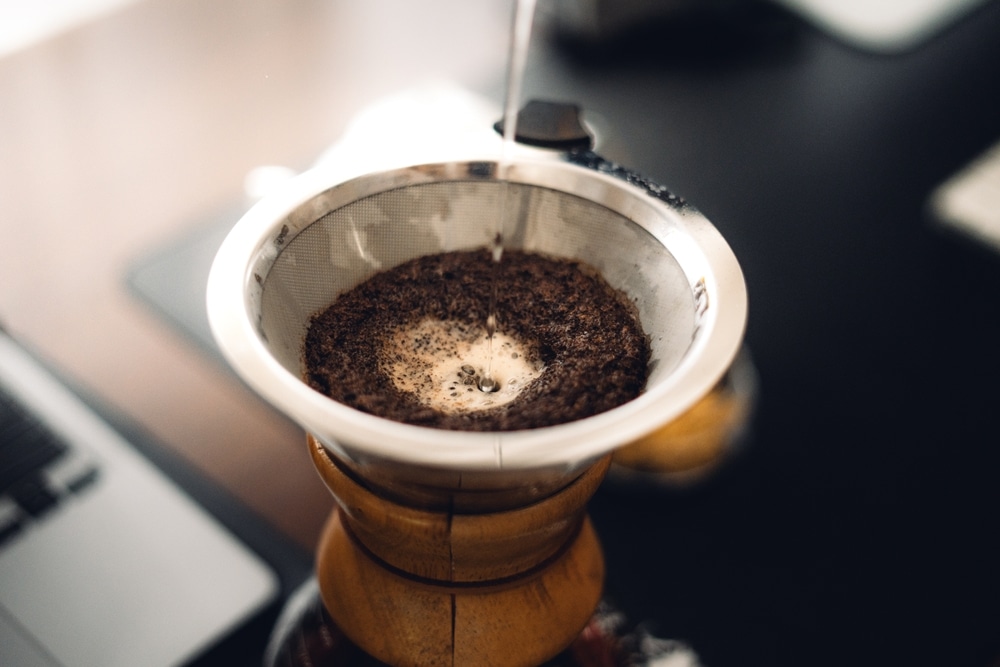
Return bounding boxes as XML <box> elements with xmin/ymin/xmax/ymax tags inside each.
<box><xmin>0</xmin><ymin>448</ymin><xmax>278</xmax><ymax>667</ymax></box>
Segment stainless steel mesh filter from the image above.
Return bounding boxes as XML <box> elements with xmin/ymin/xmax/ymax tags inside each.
<box><xmin>259</xmin><ymin>177</ymin><xmax>693</xmax><ymax>391</ymax></box>
<box><xmin>208</xmin><ymin>155</ymin><xmax>746</xmax><ymax>483</ymax></box>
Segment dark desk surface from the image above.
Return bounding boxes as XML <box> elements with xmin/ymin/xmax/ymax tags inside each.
<box><xmin>2</xmin><ymin>1</ymin><xmax>1000</xmax><ymax>665</ymax></box>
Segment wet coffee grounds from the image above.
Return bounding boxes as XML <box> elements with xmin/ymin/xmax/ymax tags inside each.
<box><xmin>303</xmin><ymin>249</ymin><xmax>650</xmax><ymax>431</ymax></box>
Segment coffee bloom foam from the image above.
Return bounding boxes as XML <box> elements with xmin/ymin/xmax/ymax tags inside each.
<box><xmin>381</xmin><ymin>317</ymin><xmax>543</xmax><ymax>414</ymax></box>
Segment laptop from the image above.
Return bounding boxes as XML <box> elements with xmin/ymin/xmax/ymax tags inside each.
<box><xmin>0</xmin><ymin>326</ymin><xmax>286</xmax><ymax>667</ymax></box>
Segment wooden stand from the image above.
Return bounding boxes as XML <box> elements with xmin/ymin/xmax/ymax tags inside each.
<box><xmin>308</xmin><ymin>436</ymin><xmax>610</xmax><ymax>666</ymax></box>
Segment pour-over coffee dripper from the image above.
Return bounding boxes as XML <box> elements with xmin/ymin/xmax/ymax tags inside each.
<box><xmin>208</xmin><ymin>90</ymin><xmax>746</xmax><ymax>666</ymax></box>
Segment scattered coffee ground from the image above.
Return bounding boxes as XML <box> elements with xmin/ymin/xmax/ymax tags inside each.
<box><xmin>303</xmin><ymin>248</ymin><xmax>650</xmax><ymax>431</ymax></box>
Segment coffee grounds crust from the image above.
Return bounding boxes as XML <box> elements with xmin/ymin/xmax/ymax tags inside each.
<box><xmin>303</xmin><ymin>249</ymin><xmax>650</xmax><ymax>431</ymax></box>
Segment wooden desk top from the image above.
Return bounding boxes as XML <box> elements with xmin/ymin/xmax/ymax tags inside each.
<box><xmin>0</xmin><ymin>0</ymin><xmax>509</xmax><ymax>551</ymax></box>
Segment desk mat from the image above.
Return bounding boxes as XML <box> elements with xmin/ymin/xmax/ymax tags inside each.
<box><xmin>127</xmin><ymin>206</ymin><xmax>243</xmax><ymax>367</ymax></box>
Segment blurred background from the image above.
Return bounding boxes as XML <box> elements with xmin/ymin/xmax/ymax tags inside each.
<box><xmin>2</xmin><ymin>0</ymin><xmax>1000</xmax><ymax>665</ymax></box>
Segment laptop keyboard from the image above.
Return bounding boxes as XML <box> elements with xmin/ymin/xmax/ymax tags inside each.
<box><xmin>0</xmin><ymin>387</ymin><xmax>100</xmax><ymax>547</ymax></box>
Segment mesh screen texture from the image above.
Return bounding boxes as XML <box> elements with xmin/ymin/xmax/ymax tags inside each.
<box><xmin>258</xmin><ymin>180</ymin><xmax>695</xmax><ymax>383</ymax></box>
